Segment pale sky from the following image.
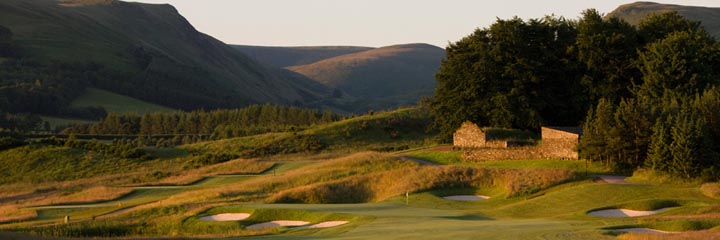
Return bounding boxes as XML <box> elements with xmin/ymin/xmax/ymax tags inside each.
<box><xmin>132</xmin><ymin>0</ymin><xmax>720</xmax><ymax>48</ymax></box>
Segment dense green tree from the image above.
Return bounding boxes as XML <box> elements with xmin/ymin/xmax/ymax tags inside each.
<box><xmin>579</xmin><ymin>99</ymin><xmax>616</xmax><ymax>168</ymax></box>
<box><xmin>63</xmin><ymin>104</ymin><xmax>342</xmax><ymax>140</ymax></box>
<box><xmin>668</xmin><ymin>112</ymin><xmax>716</xmax><ymax>179</ymax></box>
<box><xmin>610</xmin><ymin>99</ymin><xmax>652</xmax><ymax>168</ymax></box>
<box><xmin>431</xmin><ymin>15</ymin><xmax>584</xmax><ymax>140</ymax></box>
<box><xmin>646</xmin><ymin>117</ymin><xmax>672</xmax><ymax>172</ymax></box>
<box><xmin>576</xmin><ymin>9</ymin><xmax>641</xmax><ymax>103</ymax></box>
<box><xmin>636</xmin><ymin>30</ymin><xmax>720</xmax><ymax>100</ymax></box>
<box><xmin>638</xmin><ymin>11</ymin><xmax>702</xmax><ymax>44</ymax></box>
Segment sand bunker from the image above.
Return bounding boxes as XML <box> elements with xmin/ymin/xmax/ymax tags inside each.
<box><xmin>443</xmin><ymin>195</ymin><xmax>490</xmax><ymax>201</ymax></box>
<box><xmin>246</xmin><ymin>220</ymin><xmax>310</xmax><ymax>230</ymax></box>
<box><xmin>297</xmin><ymin>221</ymin><xmax>349</xmax><ymax>229</ymax></box>
<box><xmin>617</xmin><ymin>228</ymin><xmax>676</xmax><ymax>234</ymax></box>
<box><xmin>588</xmin><ymin>208</ymin><xmax>671</xmax><ymax>217</ymax></box>
<box><xmin>199</xmin><ymin>213</ymin><xmax>251</xmax><ymax>221</ymax></box>
<box><xmin>597</xmin><ymin>175</ymin><xmax>631</xmax><ymax>184</ymax></box>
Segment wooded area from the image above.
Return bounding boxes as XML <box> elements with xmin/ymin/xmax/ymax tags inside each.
<box><xmin>431</xmin><ymin>11</ymin><xmax>720</xmax><ymax>179</ymax></box>
<box><xmin>63</xmin><ymin>104</ymin><xmax>340</xmax><ymax>139</ymax></box>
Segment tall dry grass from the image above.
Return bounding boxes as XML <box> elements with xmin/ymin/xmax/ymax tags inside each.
<box><xmin>30</xmin><ymin>186</ymin><xmax>133</xmax><ymax>206</ymax></box>
<box><xmin>701</xmin><ymin>183</ymin><xmax>720</xmax><ymax>199</ymax></box>
<box><xmin>269</xmin><ymin>165</ymin><xmax>575</xmax><ymax>203</ymax></box>
<box><xmin>155</xmin><ymin>152</ymin><xmax>574</xmax><ymax>205</ymax></box>
<box><xmin>156</xmin><ymin>152</ymin><xmax>418</xmax><ymax>205</ymax></box>
<box><xmin>148</xmin><ymin>158</ymin><xmax>274</xmax><ymax>186</ymax></box>
<box><xmin>0</xmin><ymin>205</ymin><xmax>37</xmax><ymax>224</ymax></box>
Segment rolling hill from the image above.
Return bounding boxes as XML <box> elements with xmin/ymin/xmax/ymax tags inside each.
<box><xmin>232</xmin><ymin>45</ymin><xmax>373</xmax><ymax>68</ymax></box>
<box><xmin>0</xmin><ymin>0</ymin><xmax>336</xmax><ymax>113</ymax></box>
<box><xmin>287</xmin><ymin>43</ymin><xmax>445</xmax><ymax>105</ymax></box>
<box><xmin>608</xmin><ymin>1</ymin><xmax>720</xmax><ymax>38</ymax></box>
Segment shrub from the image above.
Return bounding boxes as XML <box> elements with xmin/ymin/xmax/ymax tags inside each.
<box><xmin>0</xmin><ymin>136</ymin><xmax>25</xmax><ymax>151</ymax></box>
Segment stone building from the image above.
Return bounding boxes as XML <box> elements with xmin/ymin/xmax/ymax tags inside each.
<box><xmin>453</xmin><ymin>121</ymin><xmax>487</xmax><ymax>148</ymax></box>
<box><xmin>452</xmin><ymin>121</ymin><xmax>509</xmax><ymax>149</ymax></box>
<box><xmin>454</xmin><ymin>122</ymin><xmax>583</xmax><ymax>161</ymax></box>
<box><xmin>539</xmin><ymin>127</ymin><xmax>583</xmax><ymax>159</ymax></box>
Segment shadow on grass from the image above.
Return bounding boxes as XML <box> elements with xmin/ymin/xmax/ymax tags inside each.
<box><xmin>438</xmin><ymin>214</ymin><xmax>493</xmax><ymax>221</ymax></box>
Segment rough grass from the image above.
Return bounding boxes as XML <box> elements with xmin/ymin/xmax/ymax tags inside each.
<box><xmin>148</xmin><ymin>158</ymin><xmax>274</xmax><ymax>186</ymax></box>
<box><xmin>268</xmin><ymin>166</ymin><xmax>575</xmax><ymax>203</ymax></box>
<box><xmin>405</xmin><ymin>151</ymin><xmax>462</xmax><ymax>164</ymax></box>
<box><xmin>186</xmin><ymin>108</ymin><xmax>435</xmax><ymax>156</ymax></box>
<box><xmin>618</xmin><ymin>199</ymin><xmax>682</xmax><ymax>211</ymax></box>
<box><xmin>406</xmin><ymin>150</ymin><xmax>610</xmax><ymax>175</ymax></box>
<box><xmin>70</xmin><ymin>88</ymin><xmax>176</xmax><ymax>114</ymax></box>
<box><xmin>0</xmin><ymin>206</ymin><xmax>37</xmax><ymax>224</ymax></box>
<box><xmin>151</xmin><ymin>152</ymin><xmax>417</xmax><ymax>206</ymax></box>
<box><xmin>31</xmin><ymin>186</ymin><xmax>134</xmax><ymax>206</ymax></box>
<box><xmin>0</xmin><ymin>145</ymin><xmax>144</xmax><ymax>184</ymax></box>
<box><xmin>702</xmin><ymin>183</ymin><xmax>720</xmax><ymax>199</ymax></box>
<box><xmin>618</xmin><ymin>229</ymin><xmax>720</xmax><ymax>240</ymax></box>
<box><xmin>628</xmin><ymin>169</ymin><xmax>702</xmax><ymax>186</ymax></box>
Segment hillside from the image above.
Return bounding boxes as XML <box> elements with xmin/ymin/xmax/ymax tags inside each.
<box><xmin>0</xmin><ymin>0</ymin><xmax>335</xmax><ymax>114</ymax></box>
<box><xmin>232</xmin><ymin>45</ymin><xmax>373</xmax><ymax>68</ymax></box>
<box><xmin>608</xmin><ymin>1</ymin><xmax>720</xmax><ymax>38</ymax></box>
<box><xmin>288</xmin><ymin>43</ymin><xmax>445</xmax><ymax>105</ymax></box>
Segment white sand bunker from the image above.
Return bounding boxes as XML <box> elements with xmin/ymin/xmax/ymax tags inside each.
<box><xmin>297</xmin><ymin>221</ymin><xmax>349</xmax><ymax>229</ymax></box>
<box><xmin>617</xmin><ymin>228</ymin><xmax>676</xmax><ymax>234</ymax></box>
<box><xmin>199</xmin><ymin>213</ymin><xmax>251</xmax><ymax>221</ymax></box>
<box><xmin>588</xmin><ymin>208</ymin><xmax>671</xmax><ymax>217</ymax></box>
<box><xmin>246</xmin><ymin>220</ymin><xmax>310</xmax><ymax>230</ymax></box>
<box><xmin>597</xmin><ymin>175</ymin><xmax>630</xmax><ymax>184</ymax></box>
<box><xmin>443</xmin><ymin>195</ymin><xmax>490</xmax><ymax>201</ymax></box>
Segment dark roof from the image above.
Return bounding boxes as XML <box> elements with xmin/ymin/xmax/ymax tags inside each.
<box><xmin>542</xmin><ymin>126</ymin><xmax>583</xmax><ymax>135</ymax></box>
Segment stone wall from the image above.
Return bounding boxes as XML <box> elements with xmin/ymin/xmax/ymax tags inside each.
<box><xmin>462</xmin><ymin>126</ymin><xmax>581</xmax><ymax>161</ymax></box>
<box><xmin>453</xmin><ymin>121</ymin><xmax>487</xmax><ymax>148</ymax></box>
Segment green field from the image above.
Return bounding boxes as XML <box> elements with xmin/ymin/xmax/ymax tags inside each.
<box><xmin>4</xmin><ymin>154</ymin><xmax>719</xmax><ymax>239</ymax></box>
<box><xmin>70</xmin><ymin>88</ymin><xmax>176</xmax><ymax>114</ymax></box>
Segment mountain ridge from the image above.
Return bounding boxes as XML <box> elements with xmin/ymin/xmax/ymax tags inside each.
<box><xmin>287</xmin><ymin>43</ymin><xmax>445</xmax><ymax>102</ymax></box>
<box><xmin>608</xmin><ymin>1</ymin><xmax>720</xmax><ymax>38</ymax></box>
<box><xmin>232</xmin><ymin>45</ymin><xmax>374</xmax><ymax>68</ymax></box>
<box><xmin>0</xmin><ymin>0</ymin><xmax>335</xmax><ymax>113</ymax></box>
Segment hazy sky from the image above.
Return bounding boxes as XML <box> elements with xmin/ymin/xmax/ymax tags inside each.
<box><xmin>132</xmin><ymin>0</ymin><xmax>720</xmax><ymax>48</ymax></box>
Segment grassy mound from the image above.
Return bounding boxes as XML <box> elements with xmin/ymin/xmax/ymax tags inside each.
<box><xmin>405</xmin><ymin>151</ymin><xmax>611</xmax><ymax>175</ymax></box>
<box><xmin>0</xmin><ymin>145</ymin><xmax>142</xmax><ymax>184</ymax></box>
<box><xmin>607</xmin><ymin>219</ymin><xmax>720</xmax><ymax>234</ymax></box>
<box><xmin>269</xmin><ymin>166</ymin><xmax>575</xmax><ymax>203</ymax></box>
<box><xmin>618</xmin><ymin>199</ymin><xmax>682</xmax><ymax>211</ymax></box>
<box><xmin>186</xmin><ymin>108</ymin><xmax>434</xmax><ymax>157</ymax></box>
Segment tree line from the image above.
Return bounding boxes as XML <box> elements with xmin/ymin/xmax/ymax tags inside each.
<box><xmin>431</xmin><ymin>10</ymin><xmax>720</xmax><ymax>179</ymax></box>
<box><xmin>63</xmin><ymin>104</ymin><xmax>340</xmax><ymax>139</ymax></box>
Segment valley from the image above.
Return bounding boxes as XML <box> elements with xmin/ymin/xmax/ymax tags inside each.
<box><xmin>2</xmin><ymin>0</ymin><xmax>720</xmax><ymax>239</ymax></box>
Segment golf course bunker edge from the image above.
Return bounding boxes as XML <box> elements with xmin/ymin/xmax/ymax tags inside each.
<box><xmin>588</xmin><ymin>208</ymin><xmax>672</xmax><ymax>217</ymax></box>
<box><xmin>298</xmin><ymin>221</ymin><xmax>350</xmax><ymax>229</ymax></box>
<box><xmin>246</xmin><ymin>220</ymin><xmax>311</xmax><ymax>229</ymax></box>
<box><xmin>443</xmin><ymin>195</ymin><xmax>491</xmax><ymax>201</ymax></box>
<box><xmin>199</xmin><ymin>213</ymin><xmax>251</xmax><ymax>221</ymax></box>
<box><xmin>616</xmin><ymin>228</ymin><xmax>677</xmax><ymax>234</ymax></box>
